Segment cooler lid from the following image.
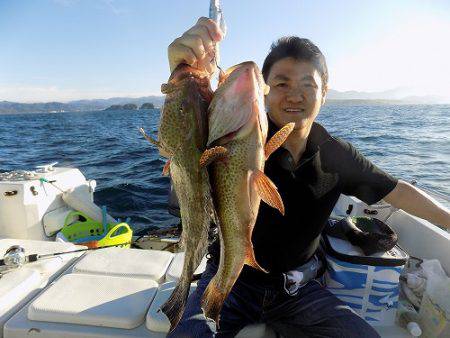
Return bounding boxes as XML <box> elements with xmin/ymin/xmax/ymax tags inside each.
<box><xmin>0</xmin><ymin>269</ymin><xmax>42</xmax><ymax>310</ymax></box>
<box><xmin>323</xmin><ymin>235</ymin><xmax>408</xmax><ymax>266</ymax></box>
<box><xmin>72</xmin><ymin>247</ymin><xmax>173</xmax><ymax>282</ymax></box>
<box><xmin>146</xmin><ymin>281</ymin><xmax>197</xmax><ymax>333</ymax></box>
<box><xmin>28</xmin><ymin>273</ymin><xmax>158</xmax><ymax>329</ymax></box>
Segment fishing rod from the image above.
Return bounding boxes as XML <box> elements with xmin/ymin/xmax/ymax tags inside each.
<box><xmin>0</xmin><ymin>241</ymin><xmax>131</xmax><ymax>272</ymax></box>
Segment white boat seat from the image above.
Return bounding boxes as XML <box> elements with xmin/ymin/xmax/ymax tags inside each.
<box><xmin>0</xmin><ymin>239</ymin><xmax>85</xmax><ymax>338</ymax></box>
<box><xmin>165</xmin><ymin>252</ymin><xmax>207</xmax><ymax>282</ymax></box>
<box><xmin>73</xmin><ymin>247</ymin><xmax>173</xmax><ymax>282</ymax></box>
<box><xmin>146</xmin><ymin>281</ymin><xmax>277</xmax><ymax>338</ymax></box>
<box><xmin>28</xmin><ymin>273</ymin><xmax>158</xmax><ymax>329</ymax></box>
<box><xmin>0</xmin><ymin>269</ymin><xmax>42</xmax><ymax>312</ymax></box>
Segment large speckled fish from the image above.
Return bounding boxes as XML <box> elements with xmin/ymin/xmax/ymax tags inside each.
<box><xmin>140</xmin><ymin>64</ymin><xmax>217</xmax><ymax>331</ymax></box>
<box><xmin>199</xmin><ymin>61</ymin><xmax>294</xmax><ymax>325</ymax></box>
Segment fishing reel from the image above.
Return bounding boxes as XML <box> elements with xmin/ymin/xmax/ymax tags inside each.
<box><xmin>0</xmin><ymin>245</ymin><xmax>41</xmax><ymax>278</ymax></box>
<box><xmin>0</xmin><ymin>245</ymin><xmax>27</xmax><ymax>270</ymax></box>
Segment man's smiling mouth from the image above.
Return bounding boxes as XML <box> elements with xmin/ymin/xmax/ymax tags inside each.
<box><xmin>284</xmin><ymin>108</ymin><xmax>304</xmax><ymax>113</ymax></box>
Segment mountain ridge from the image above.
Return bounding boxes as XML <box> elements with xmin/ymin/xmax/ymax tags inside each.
<box><xmin>1</xmin><ymin>89</ymin><xmax>447</xmax><ymax>114</ymax></box>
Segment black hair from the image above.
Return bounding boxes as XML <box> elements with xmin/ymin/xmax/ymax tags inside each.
<box><xmin>262</xmin><ymin>36</ymin><xmax>328</xmax><ymax>89</ymax></box>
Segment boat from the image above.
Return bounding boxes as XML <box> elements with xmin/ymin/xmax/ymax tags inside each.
<box><xmin>1</xmin><ymin>164</ymin><xmax>449</xmax><ymax>338</ymax></box>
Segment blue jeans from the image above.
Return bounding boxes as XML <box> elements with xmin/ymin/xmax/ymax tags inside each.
<box><xmin>168</xmin><ymin>260</ymin><xmax>380</xmax><ymax>338</ymax></box>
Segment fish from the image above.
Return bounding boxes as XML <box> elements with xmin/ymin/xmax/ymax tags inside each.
<box><xmin>140</xmin><ymin>63</ymin><xmax>219</xmax><ymax>331</ymax></box>
<box><xmin>199</xmin><ymin>61</ymin><xmax>294</xmax><ymax>325</ymax></box>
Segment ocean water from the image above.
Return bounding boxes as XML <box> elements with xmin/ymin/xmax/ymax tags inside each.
<box><xmin>1</xmin><ymin>105</ymin><xmax>449</xmax><ymax>233</ymax></box>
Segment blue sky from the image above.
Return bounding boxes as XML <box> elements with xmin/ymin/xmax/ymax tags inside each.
<box><xmin>1</xmin><ymin>0</ymin><xmax>449</xmax><ymax>102</ymax></box>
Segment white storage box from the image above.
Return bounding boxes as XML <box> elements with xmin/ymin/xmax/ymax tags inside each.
<box><xmin>72</xmin><ymin>247</ymin><xmax>173</xmax><ymax>282</ymax></box>
<box><xmin>28</xmin><ymin>274</ymin><xmax>158</xmax><ymax>329</ymax></box>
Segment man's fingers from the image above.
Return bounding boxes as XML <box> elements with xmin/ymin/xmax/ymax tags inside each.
<box><xmin>196</xmin><ymin>17</ymin><xmax>224</xmax><ymax>41</ymax></box>
<box><xmin>168</xmin><ymin>42</ymin><xmax>197</xmax><ymax>72</ymax></box>
<box><xmin>184</xmin><ymin>25</ymin><xmax>215</xmax><ymax>52</ymax></box>
<box><xmin>178</xmin><ymin>34</ymin><xmax>207</xmax><ymax>60</ymax></box>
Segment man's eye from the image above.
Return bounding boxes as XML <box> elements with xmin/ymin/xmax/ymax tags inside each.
<box><xmin>276</xmin><ymin>83</ymin><xmax>287</xmax><ymax>88</ymax></box>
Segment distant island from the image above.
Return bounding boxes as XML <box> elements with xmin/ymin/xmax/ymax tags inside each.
<box><xmin>0</xmin><ymin>96</ymin><xmax>164</xmax><ymax>114</ymax></box>
<box><xmin>104</xmin><ymin>102</ymin><xmax>155</xmax><ymax>111</ymax></box>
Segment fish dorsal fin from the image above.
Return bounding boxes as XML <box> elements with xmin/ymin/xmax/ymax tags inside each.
<box><xmin>199</xmin><ymin>146</ymin><xmax>228</xmax><ymax>167</ymax></box>
<box><xmin>251</xmin><ymin>169</ymin><xmax>285</xmax><ymax>215</ymax></box>
<box><xmin>162</xmin><ymin>159</ymin><xmax>171</xmax><ymax>176</ymax></box>
<box><xmin>264</xmin><ymin>122</ymin><xmax>295</xmax><ymax>159</ymax></box>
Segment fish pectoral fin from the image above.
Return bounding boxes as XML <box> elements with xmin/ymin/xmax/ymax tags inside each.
<box><xmin>252</xmin><ymin>169</ymin><xmax>285</xmax><ymax>215</ymax></box>
<box><xmin>139</xmin><ymin>127</ymin><xmax>172</xmax><ymax>157</ymax></box>
<box><xmin>264</xmin><ymin>122</ymin><xmax>295</xmax><ymax>159</ymax></box>
<box><xmin>199</xmin><ymin>146</ymin><xmax>228</xmax><ymax>167</ymax></box>
<box><xmin>162</xmin><ymin>159</ymin><xmax>171</xmax><ymax>176</ymax></box>
<box><xmin>139</xmin><ymin>127</ymin><xmax>160</xmax><ymax>146</ymax></box>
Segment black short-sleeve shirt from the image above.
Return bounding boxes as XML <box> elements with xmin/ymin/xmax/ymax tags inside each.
<box><xmin>210</xmin><ymin>120</ymin><xmax>398</xmax><ymax>274</ymax></box>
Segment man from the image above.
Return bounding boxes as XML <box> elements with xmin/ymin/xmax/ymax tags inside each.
<box><xmin>166</xmin><ymin>18</ymin><xmax>450</xmax><ymax>338</ymax></box>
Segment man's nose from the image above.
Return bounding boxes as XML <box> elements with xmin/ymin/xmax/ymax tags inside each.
<box><xmin>286</xmin><ymin>87</ymin><xmax>304</xmax><ymax>103</ymax></box>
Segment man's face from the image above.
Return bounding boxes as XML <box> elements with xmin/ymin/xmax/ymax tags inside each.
<box><xmin>265</xmin><ymin>57</ymin><xmax>327</xmax><ymax>135</ymax></box>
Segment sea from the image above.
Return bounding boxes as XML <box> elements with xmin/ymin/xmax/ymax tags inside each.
<box><xmin>1</xmin><ymin>104</ymin><xmax>449</xmax><ymax>234</ymax></box>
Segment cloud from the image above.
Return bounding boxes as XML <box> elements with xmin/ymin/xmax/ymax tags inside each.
<box><xmin>0</xmin><ymin>85</ymin><xmax>159</xmax><ymax>103</ymax></box>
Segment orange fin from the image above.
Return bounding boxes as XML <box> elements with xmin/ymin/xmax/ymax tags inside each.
<box><xmin>252</xmin><ymin>169</ymin><xmax>285</xmax><ymax>215</ymax></box>
<box><xmin>264</xmin><ymin>122</ymin><xmax>295</xmax><ymax>159</ymax></box>
<box><xmin>245</xmin><ymin>243</ymin><xmax>268</xmax><ymax>273</ymax></box>
<box><xmin>162</xmin><ymin>159</ymin><xmax>171</xmax><ymax>176</ymax></box>
<box><xmin>199</xmin><ymin>146</ymin><xmax>228</xmax><ymax>167</ymax></box>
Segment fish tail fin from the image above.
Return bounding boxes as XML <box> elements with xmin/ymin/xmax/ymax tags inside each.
<box><xmin>245</xmin><ymin>243</ymin><xmax>268</xmax><ymax>273</ymax></box>
<box><xmin>201</xmin><ymin>277</ymin><xmax>226</xmax><ymax>328</ymax></box>
<box><xmin>160</xmin><ymin>278</ymin><xmax>191</xmax><ymax>332</ymax></box>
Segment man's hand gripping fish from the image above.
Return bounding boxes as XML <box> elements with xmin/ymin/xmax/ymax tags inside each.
<box><xmin>140</xmin><ymin>64</ymin><xmax>218</xmax><ymax>331</ymax></box>
<box><xmin>200</xmin><ymin>62</ymin><xmax>294</xmax><ymax>325</ymax></box>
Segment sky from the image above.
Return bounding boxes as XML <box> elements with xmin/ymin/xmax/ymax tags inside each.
<box><xmin>1</xmin><ymin>0</ymin><xmax>449</xmax><ymax>102</ymax></box>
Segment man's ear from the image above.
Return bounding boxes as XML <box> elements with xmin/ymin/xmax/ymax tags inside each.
<box><xmin>321</xmin><ymin>84</ymin><xmax>329</xmax><ymax>106</ymax></box>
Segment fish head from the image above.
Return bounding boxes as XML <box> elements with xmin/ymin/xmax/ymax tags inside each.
<box><xmin>159</xmin><ymin>64</ymin><xmax>212</xmax><ymax>154</ymax></box>
<box><xmin>208</xmin><ymin>62</ymin><xmax>270</xmax><ymax>146</ymax></box>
